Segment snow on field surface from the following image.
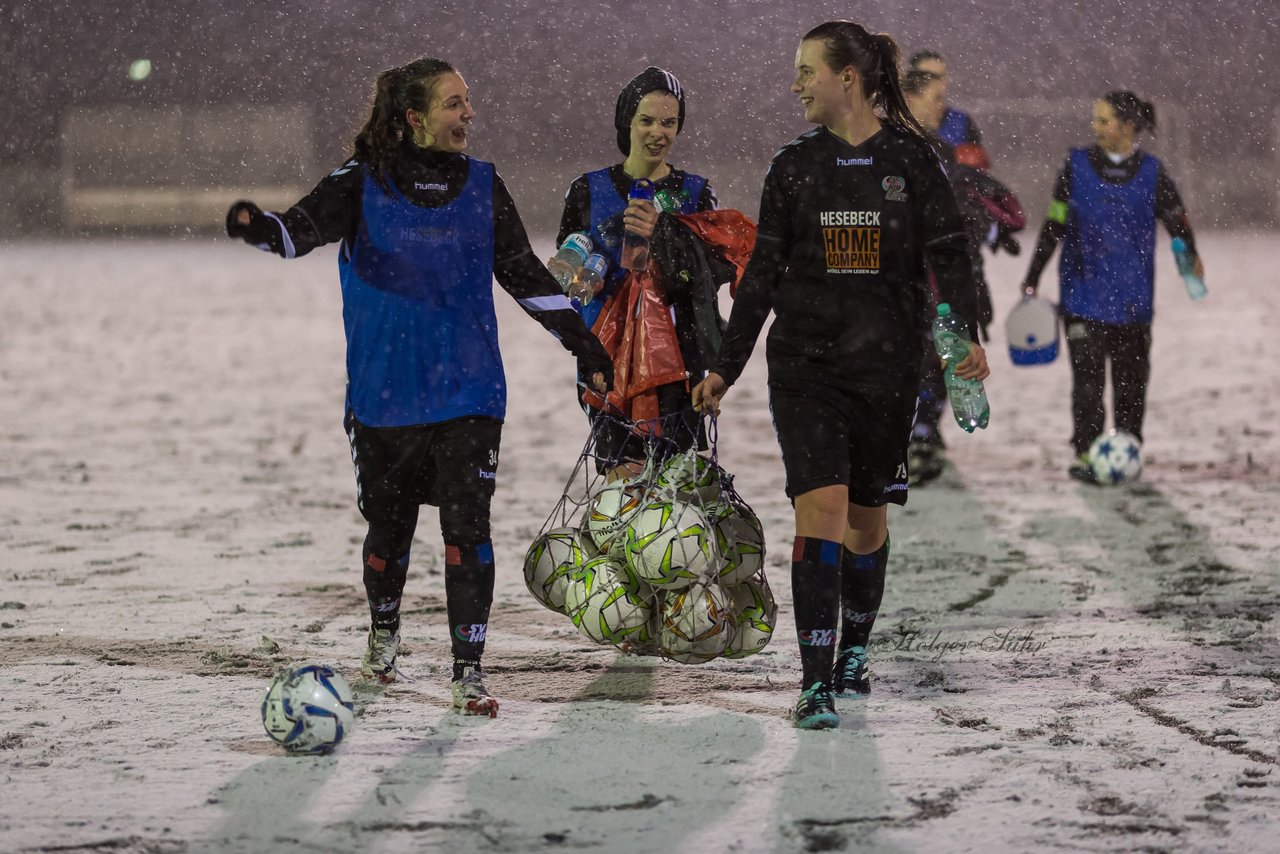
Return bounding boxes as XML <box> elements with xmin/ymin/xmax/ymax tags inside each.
<box><xmin>1</xmin><ymin>232</ymin><xmax>1277</xmax><ymax>853</ymax></box>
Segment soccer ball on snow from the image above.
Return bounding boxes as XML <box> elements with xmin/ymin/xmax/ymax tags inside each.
<box><xmin>1088</xmin><ymin>429</ymin><xmax>1142</xmax><ymax>485</ymax></box>
<box><xmin>523</xmin><ymin>526</ymin><xmax>589</xmax><ymax>614</ymax></box>
<box><xmin>624</xmin><ymin>497</ymin><xmax>717</xmax><ymax>589</ymax></box>
<box><xmin>261</xmin><ymin>664</ymin><xmax>355</xmax><ymax>755</ymax></box>
<box><xmin>660</xmin><ymin>580</ymin><xmax>733</xmax><ymax>663</ymax></box>
<box><xmin>723</xmin><ymin>574</ymin><xmax>778</xmax><ymax>659</ymax></box>
<box><xmin>564</xmin><ymin>555</ymin><xmax>654</xmax><ymax>645</ymax></box>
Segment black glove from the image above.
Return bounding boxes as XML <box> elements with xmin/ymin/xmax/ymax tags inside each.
<box><xmin>995</xmin><ymin>229</ymin><xmax>1021</xmax><ymax>256</ymax></box>
<box><xmin>578</xmin><ymin>355</ymin><xmax>614</xmax><ymax>394</ymax></box>
<box><xmin>226</xmin><ymin>200</ymin><xmax>262</xmax><ymax>239</ymax></box>
<box><xmin>225</xmin><ymin>200</ymin><xmax>285</xmax><ymax>254</ymax></box>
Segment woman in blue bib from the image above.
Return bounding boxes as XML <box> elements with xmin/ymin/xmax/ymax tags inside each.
<box><xmin>226</xmin><ymin>57</ymin><xmax>611</xmax><ymax>717</ymax></box>
<box><xmin>1020</xmin><ymin>91</ymin><xmax>1203</xmax><ymax>482</ymax></box>
<box><xmin>557</xmin><ymin>67</ymin><xmax>720</xmax><ymax>475</ymax></box>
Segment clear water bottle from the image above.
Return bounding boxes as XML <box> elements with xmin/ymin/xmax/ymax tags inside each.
<box><xmin>621</xmin><ymin>179</ymin><xmax>655</xmax><ymax>271</ymax></box>
<box><xmin>569</xmin><ymin>252</ymin><xmax>608</xmax><ymax>308</ymax></box>
<box><xmin>1171</xmin><ymin>237</ymin><xmax>1207</xmax><ymax>300</ymax></box>
<box><xmin>933</xmin><ymin>303</ymin><xmax>990</xmax><ymax>433</ymax></box>
<box><xmin>548</xmin><ymin>232</ymin><xmax>592</xmax><ymax>291</ymax></box>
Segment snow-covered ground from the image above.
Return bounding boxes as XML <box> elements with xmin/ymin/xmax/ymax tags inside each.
<box><xmin>1</xmin><ymin>232</ymin><xmax>1277</xmax><ymax>853</ymax></box>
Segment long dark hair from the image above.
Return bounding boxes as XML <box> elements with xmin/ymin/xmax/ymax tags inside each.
<box><xmin>352</xmin><ymin>57</ymin><xmax>457</xmax><ymax>189</ymax></box>
<box><xmin>1103</xmin><ymin>90</ymin><xmax>1157</xmax><ymax>134</ymax></box>
<box><xmin>802</xmin><ymin>21</ymin><xmax>928</xmax><ymax>139</ymax></box>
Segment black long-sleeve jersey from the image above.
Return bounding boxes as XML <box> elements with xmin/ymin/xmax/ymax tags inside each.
<box><xmin>556</xmin><ymin>165</ymin><xmax>718</xmax><ymax>247</ymax></box>
<box><xmin>1024</xmin><ymin>145</ymin><xmax>1197</xmax><ymax>287</ymax></box>
<box><xmin>229</xmin><ymin>141</ymin><xmax>609</xmax><ymax>372</ymax></box>
<box><xmin>713</xmin><ymin>125</ymin><xmax>978</xmax><ymax>391</ymax></box>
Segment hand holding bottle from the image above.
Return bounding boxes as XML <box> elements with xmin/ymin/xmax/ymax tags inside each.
<box><xmin>621</xmin><ymin>179</ymin><xmax>656</xmax><ymax>271</ymax></box>
<box><xmin>622</xmin><ymin>197</ymin><xmax>659</xmax><ymax>240</ymax></box>
<box><xmin>547</xmin><ymin>232</ymin><xmax>592</xmax><ymax>291</ymax></box>
<box><xmin>933</xmin><ymin>303</ymin><xmax>991</xmax><ymax>432</ymax></box>
<box><xmin>1171</xmin><ymin>237</ymin><xmax>1207</xmax><ymax>300</ymax></box>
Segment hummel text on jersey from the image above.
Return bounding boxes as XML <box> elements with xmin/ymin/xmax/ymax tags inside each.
<box><xmin>835</xmin><ymin>156</ymin><xmax>874</xmax><ymax>167</ymax></box>
<box><xmin>819</xmin><ymin>210</ymin><xmax>881</xmax><ymax>226</ymax></box>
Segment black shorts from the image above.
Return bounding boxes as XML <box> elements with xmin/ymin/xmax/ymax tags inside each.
<box><xmin>345</xmin><ymin>413</ymin><xmax>501</xmax><ymax>521</ymax></box>
<box><xmin>768</xmin><ymin>382</ymin><xmax>914</xmax><ymax>507</ymax></box>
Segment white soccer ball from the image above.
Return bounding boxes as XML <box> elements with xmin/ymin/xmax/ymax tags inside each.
<box><xmin>723</xmin><ymin>574</ymin><xmax>778</xmax><ymax>659</ymax></box>
<box><xmin>564</xmin><ymin>555</ymin><xmax>654</xmax><ymax>645</ymax></box>
<box><xmin>705</xmin><ymin>499</ymin><xmax>766</xmax><ymax>586</ymax></box>
<box><xmin>1088</xmin><ymin>429</ymin><xmax>1143</xmax><ymax>485</ymax></box>
<box><xmin>585</xmin><ymin>479</ymin><xmax>647</xmax><ymax>555</ymax></box>
<box><xmin>624</xmin><ymin>497</ymin><xmax>718</xmax><ymax>589</ymax></box>
<box><xmin>261</xmin><ymin>664</ymin><xmax>355</xmax><ymax>755</ymax></box>
<box><xmin>654</xmin><ymin>450</ymin><xmax>723</xmax><ymax>500</ymax></box>
<box><xmin>523</xmin><ymin>526</ymin><xmax>590</xmax><ymax>614</ymax></box>
<box><xmin>660</xmin><ymin>580</ymin><xmax>733</xmax><ymax>664</ymax></box>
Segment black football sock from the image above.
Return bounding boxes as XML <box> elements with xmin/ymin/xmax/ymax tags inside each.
<box><xmin>445</xmin><ymin>541</ymin><xmax>496</xmax><ymax>672</ymax></box>
<box><xmin>792</xmin><ymin>536</ymin><xmax>843</xmax><ymax>689</ymax></box>
<box><xmin>363</xmin><ymin>545</ymin><xmax>410</xmax><ymax>635</ymax></box>
<box><xmin>840</xmin><ymin>537</ymin><xmax>889</xmax><ymax>651</ymax></box>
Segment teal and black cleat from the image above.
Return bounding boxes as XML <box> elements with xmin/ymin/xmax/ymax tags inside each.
<box><xmin>793</xmin><ymin>682</ymin><xmax>840</xmax><ymax>730</ymax></box>
<box><xmin>833</xmin><ymin>645</ymin><xmax>871</xmax><ymax>698</ymax></box>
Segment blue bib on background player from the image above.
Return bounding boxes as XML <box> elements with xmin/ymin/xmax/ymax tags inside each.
<box><xmin>580</xmin><ymin>167</ymin><xmax>707</xmax><ymax>329</ymax></box>
<box><xmin>339</xmin><ymin>159</ymin><xmax>502</xmax><ymax>427</ymax></box>
<box><xmin>937</xmin><ymin>108</ymin><xmax>974</xmax><ymax>147</ymax></box>
<box><xmin>1059</xmin><ymin>148</ymin><xmax>1158</xmax><ymax>324</ymax></box>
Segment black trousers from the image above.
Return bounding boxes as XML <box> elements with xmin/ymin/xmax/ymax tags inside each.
<box><xmin>1063</xmin><ymin>317</ymin><xmax>1152</xmax><ymax>455</ymax></box>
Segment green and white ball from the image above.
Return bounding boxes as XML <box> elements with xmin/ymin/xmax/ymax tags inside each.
<box><xmin>723</xmin><ymin>574</ymin><xmax>777</xmax><ymax>659</ymax></box>
<box><xmin>706</xmin><ymin>499</ymin><xmax>766</xmax><ymax>586</ymax></box>
<box><xmin>624</xmin><ymin>497</ymin><xmax>717</xmax><ymax>589</ymax></box>
<box><xmin>654</xmin><ymin>450</ymin><xmax>722</xmax><ymax>500</ymax></box>
<box><xmin>523</xmin><ymin>526</ymin><xmax>589</xmax><ymax>614</ymax></box>
<box><xmin>564</xmin><ymin>555</ymin><xmax>652</xmax><ymax>645</ymax></box>
<box><xmin>585</xmin><ymin>479</ymin><xmax>646</xmax><ymax>556</ymax></box>
<box><xmin>660</xmin><ymin>580</ymin><xmax>733</xmax><ymax>664</ymax></box>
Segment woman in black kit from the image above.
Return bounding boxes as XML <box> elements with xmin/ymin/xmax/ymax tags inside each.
<box><xmin>693</xmin><ymin>21</ymin><xmax>989</xmax><ymax>729</ymax></box>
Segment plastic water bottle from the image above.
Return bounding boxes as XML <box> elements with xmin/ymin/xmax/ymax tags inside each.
<box><xmin>548</xmin><ymin>232</ymin><xmax>592</xmax><ymax>291</ymax></box>
<box><xmin>569</xmin><ymin>252</ymin><xmax>608</xmax><ymax>308</ymax></box>
<box><xmin>933</xmin><ymin>303</ymin><xmax>990</xmax><ymax>432</ymax></box>
<box><xmin>621</xmin><ymin>179</ymin><xmax>655</xmax><ymax>271</ymax></box>
<box><xmin>654</xmin><ymin>189</ymin><xmax>688</xmax><ymax>214</ymax></box>
<box><xmin>1171</xmin><ymin>237</ymin><xmax>1207</xmax><ymax>300</ymax></box>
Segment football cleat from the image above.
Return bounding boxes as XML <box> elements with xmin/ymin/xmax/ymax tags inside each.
<box><xmin>833</xmin><ymin>646</ymin><xmax>871</xmax><ymax>698</ymax></box>
<box><xmin>361</xmin><ymin>627</ymin><xmax>401</xmax><ymax>683</ymax></box>
<box><xmin>793</xmin><ymin>682</ymin><xmax>840</xmax><ymax>730</ymax></box>
<box><xmin>451</xmin><ymin>663</ymin><xmax>499</xmax><ymax>718</ymax></box>
<box><xmin>1067</xmin><ymin>453</ymin><xmax>1098</xmax><ymax>485</ymax></box>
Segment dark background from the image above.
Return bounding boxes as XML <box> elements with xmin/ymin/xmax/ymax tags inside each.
<box><xmin>4</xmin><ymin>0</ymin><xmax>1277</xmax><ymax>233</ymax></box>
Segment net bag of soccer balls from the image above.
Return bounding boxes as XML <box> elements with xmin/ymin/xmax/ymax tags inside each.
<box><xmin>523</xmin><ymin>415</ymin><xmax>776</xmax><ymax>664</ymax></box>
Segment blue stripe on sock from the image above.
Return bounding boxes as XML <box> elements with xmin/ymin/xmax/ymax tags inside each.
<box><xmin>820</xmin><ymin>539</ymin><xmax>842</xmax><ymax>566</ymax></box>
<box><xmin>476</xmin><ymin>541</ymin><xmax>494</xmax><ymax>565</ymax></box>
<box><xmin>851</xmin><ymin>538</ymin><xmax>889</xmax><ymax>570</ymax></box>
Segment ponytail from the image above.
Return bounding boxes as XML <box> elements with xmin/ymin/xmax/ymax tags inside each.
<box><xmin>352</xmin><ymin>57</ymin><xmax>457</xmax><ymax>189</ymax></box>
<box><xmin>1103</xmin><ymin>90</ymin><xmax>1157</xmax><ymax>134</ymax></box>
<box><xmin>801</xmin><ymin>21</ymin><xmax>929</xmax><ymax>139</ymax></box>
